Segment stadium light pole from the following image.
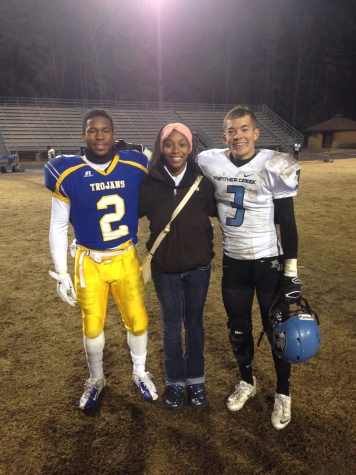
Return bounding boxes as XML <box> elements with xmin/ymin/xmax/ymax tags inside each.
<box><xmin>156</xmin><ymin>0</ymin><xmax>164</xmax><ymax>106</ymax></box>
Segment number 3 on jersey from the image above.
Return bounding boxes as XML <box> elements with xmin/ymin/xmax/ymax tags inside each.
<box><xmin>226</xmin><ymin>185</ymin><xmax>245</xmax><ymax>227</ymax></box>
<box><xmin>97</xmin><ymin>194</ymin><xmax>129</xmax><ymax>241</ymax></box>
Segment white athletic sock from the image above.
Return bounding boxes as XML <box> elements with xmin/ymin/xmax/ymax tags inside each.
<box><xmin>127</xmin><ymin>331</ymin><xmax>148</xmax><ymax>374</ymax></box>
<box><xmin>131</xmin><ymin>351</ymin><xmax>147</xmax><ymax>375</ymax></box>
<box><xmin>83</xmin><ymin>331</ymin><xmax>105</xmax><ymax>380</ymax></box>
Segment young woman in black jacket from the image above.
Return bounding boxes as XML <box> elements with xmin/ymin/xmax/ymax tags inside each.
<box><xmin>138</xmin><ymin>123</ymin><xmax>216</xmax><ymax>411</ymax></box>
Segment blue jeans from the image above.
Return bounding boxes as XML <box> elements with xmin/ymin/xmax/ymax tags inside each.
<box><xmin>152</xmin><ymin>264</ymin><xmax>211</xmax><ymax>387</ymax></box>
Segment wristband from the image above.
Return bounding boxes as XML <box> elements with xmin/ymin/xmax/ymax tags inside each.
<box><xmin>284</xmin><ymin>258</ymin><xmax>297</xmax><ymax>277</ymax></box>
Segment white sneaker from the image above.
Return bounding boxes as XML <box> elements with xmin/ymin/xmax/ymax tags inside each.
<box><xmin>133</xmin><ymin>372</ymin><xmax>158</xmax><ymax>402</ymax></box>
<box><xmin>79</xmin><ymin>378</ymin><xmax>106</xmax><ymax>411</ymax></box>
<box><xmin>226</xmin><ymin>376</ymin><xmax>256</xmax><ymax>411</ymax></box>
<box><xmin>271</xmin><ymin>393</ymin><xmax>291</xmax><ymax>430</ymax></box>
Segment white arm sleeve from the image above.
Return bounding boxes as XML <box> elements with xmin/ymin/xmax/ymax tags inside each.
<box><xmin>49</xmin><ymin>197</ymin><xmax>70</xmax><ymax>273</ymax></box>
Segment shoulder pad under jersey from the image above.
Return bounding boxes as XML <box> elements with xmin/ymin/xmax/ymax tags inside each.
<box><xmin>264</xmin><ymin>150</ymin><xmax>300</xmax><ymax>176</ymax></box>
<box><xmin>47</xmin><ymin>154</ymin><xmax>83</xmax><ymax>172</ymax></box>
<box><xmin>118</xmin><ymin>149</ymin><xmax>149</xmax><ymax>169</ymax></box>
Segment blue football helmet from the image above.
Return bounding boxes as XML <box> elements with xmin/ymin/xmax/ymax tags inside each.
<box><xmin>267</xmin><ymin>297</ymin><xmax>321</xmax><ymax>363</ymax></box>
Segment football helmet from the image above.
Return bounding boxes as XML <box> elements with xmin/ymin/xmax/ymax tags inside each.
<box><xmin>267</xmin><ymin>296</ymin><xmax>320</xmax><ymax>363</ymax></box>
<box><xmin>115</xmin><ymin>139</ymin><xmax>144</xmax><ymax>153</ymax></box>
<box><xmin>115</xmin><ymin>140</ymin><xmax>152</xmax><ymax>160</ymax></box>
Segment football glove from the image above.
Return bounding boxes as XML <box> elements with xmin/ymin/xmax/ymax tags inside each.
<box><xmin>49</xmin><ymin>271</ymin><xmax>77</xmax><ymax>307</ymax></box>
<box><xmin>280</xmin><ymin>275</ymin><xmax>301</xmax><ymax>305</ymax></box>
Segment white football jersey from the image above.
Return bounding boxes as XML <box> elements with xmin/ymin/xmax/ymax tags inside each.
<box><xmin>197</xmin><ymin>149</ymin><xmax>300</xmax><ymax>260</ymax></box>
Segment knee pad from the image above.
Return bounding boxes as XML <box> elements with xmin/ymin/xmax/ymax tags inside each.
<box><xmin>83</xmin><ymin>314</ymin><xmax>104</xmax><ymax>339</ymax></box>
<box><xmin>227</xmin><ymin>321</ymin><xmax>254</xmax><ymax>364</ymax></box>
<box><xmin>124</xmin><ymin>311</ymin><xmax>148</xmax><ymax>337</ymax></box>
<box><xmin>129</xmin><ymin>326</ymin><xmax>148</xmax><ymax>337</ymax></box>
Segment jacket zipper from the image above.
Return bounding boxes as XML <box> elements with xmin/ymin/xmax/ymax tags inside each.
<box><xmin>173</xmin><ymin>188</ymin><xmax>179</xmax><ymax>269</ymax></box>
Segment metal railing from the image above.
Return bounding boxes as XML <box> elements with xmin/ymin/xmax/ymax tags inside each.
<box><xmin>0</xmin><ymin>130</ymin><xmax>9</xmax><ymax>155</ymax></box>
<box><xmin>261</xmin><ymin>105</ymin><xmax>303</xmax><ymax>144</ymax></box>
<box><xmin>0</xmin><ymin>96</ymin><xmax>256</xmax><ymax>112</ymax></box>
<box><xmin>192</xmin><ymin>126</ymin><xmax>220</xmax><ymax>149</ymax></box>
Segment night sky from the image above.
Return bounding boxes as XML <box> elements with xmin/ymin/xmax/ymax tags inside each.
<box><xmin>0</xmin><ymin>0</ymin><xmax>355</xmax><ymax>129</ymax></box>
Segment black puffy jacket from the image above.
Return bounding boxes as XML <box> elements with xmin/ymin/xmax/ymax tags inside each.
<box><xmin>138</xmin><ymin>162</ymin><xmax>216</xmax><ymax>273</ymax></box>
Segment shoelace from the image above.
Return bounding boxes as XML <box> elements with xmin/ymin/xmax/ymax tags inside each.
<box><xmin>83</xmin><ymin>384</ymin><xmax>94</xmax><ymax>397</ymax></box>
<box><xmin>275</xmin><ymin>396</ymin><xmax>288</xmax><ymax>416</ymax></box>
<box><xmin>168</xmin><ymin>385</ymin><xmax>182</xmax><ymax>397</ymax></box>
<box><xmin>140</xmin><ymin>372</ymin><xmax>156</xmax><ymax>390</ymax></box>
<box><xmin>83</xmin><ymin>380</ymin><xmax>99</xmax><ymax>396</ymax></box>
<box><xmin>232</xmin><ymin>381</ymin><xmax>250</xmax><ymax>398</ymax></box>
<box><xmin>192</xmin><ymin>386</ymin><xmax>204</xmax><ymax>395</ymax></box>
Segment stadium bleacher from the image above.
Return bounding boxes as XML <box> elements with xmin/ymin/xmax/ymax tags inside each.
<box><xmin>0</xmin><ymin>98</ymin><xmax>303</xmax><ymax>159</ymax></box>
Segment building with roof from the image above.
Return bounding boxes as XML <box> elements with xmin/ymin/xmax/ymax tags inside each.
<box><xmin>305</xmin><ymin>114</ymin><xmax>356</xmax><ymax>151</ymax></box>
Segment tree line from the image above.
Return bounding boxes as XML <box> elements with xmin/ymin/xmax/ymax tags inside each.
<box><xmin>0</xmin><ymin>0</ymin><xmax>355</xmax><ymax>130</ymax></box>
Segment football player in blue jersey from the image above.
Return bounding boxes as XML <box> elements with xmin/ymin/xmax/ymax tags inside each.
<box><xmin>198</xmin><ymin>106</ymin><xmax>301</xmax><ymax>429</ymax></box>
<box><xmin>44</xmin><ymin>108</ymin><xmax>158</xmax><ymax>411</ymax></box>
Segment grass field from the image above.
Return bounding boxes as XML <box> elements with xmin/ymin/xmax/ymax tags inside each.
<box><xmin>0</xmin><ymin>159</ymin><xmax>355</xmax><ymax>475</ymax></box>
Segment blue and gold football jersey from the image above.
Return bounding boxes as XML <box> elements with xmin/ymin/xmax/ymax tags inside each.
<box><xmin>44</xmin><ymin>151</ymin><xmax>148</xmax><ymax>250</ymax></box>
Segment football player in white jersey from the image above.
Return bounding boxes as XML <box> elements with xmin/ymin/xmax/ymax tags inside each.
<box><xmin>198</xmin><ymin>106</ymin><xmax>301</xmax><ymax>429</ymax></box>
<box><xmin>44</xmin><ymin>108</ymin><xmax>158</xmax><ymax>411</ymax></box>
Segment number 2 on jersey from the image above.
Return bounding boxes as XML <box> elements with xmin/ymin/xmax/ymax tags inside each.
<box><xmin>97</xmin><ymin>194</ymin><xmax>129</xmax><ymax>241</ymax></box>
<box><xmin>226</xmin><ymin>185</ymin><xmax>245</xmax><ymax>227</ymax></box>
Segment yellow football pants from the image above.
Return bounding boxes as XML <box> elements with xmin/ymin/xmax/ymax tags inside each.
<box><xmin>74</xmin><ymin>245</ymin><xmax>148</xmax><ymax>339</ymax></box>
